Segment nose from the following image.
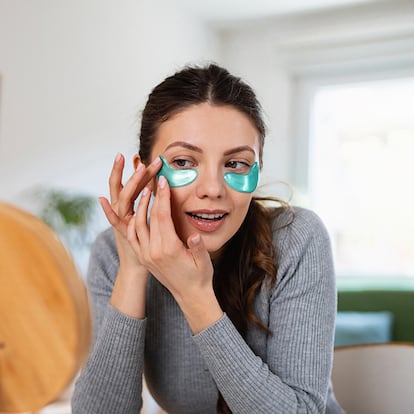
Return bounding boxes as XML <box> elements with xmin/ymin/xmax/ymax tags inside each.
<box><xmin>195</xmin><ymin>165</ymin><xmax>226</xmax><ymax>199</ymax></box>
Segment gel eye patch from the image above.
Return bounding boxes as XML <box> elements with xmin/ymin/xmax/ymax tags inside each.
<box><xmin>157</xmin><ymin>156</ymin><xmax>259</xmax><ymax>193</ymax></box>
<box><xmin>157</xmin><ymin>156</ymin><xmax>198</xmax><ymax>187</ymax></box>
<box><xmin>224</xmin><ymin>162</ymin><xmax>259</xmax><ymax>193</ymax></box>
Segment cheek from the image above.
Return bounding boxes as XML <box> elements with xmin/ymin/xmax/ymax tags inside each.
<box><xmin>224</xmin><ymin>193</ymin><xmax>252</xmax><ymax>233</ymax></box>
<box><xmin>169</xmin><ymin>190</ymin><xmax>189</xmax><ymax>235</ymax></box>
<box><xmin>169</xmin><ymin>189</ymin><xmax>186</xmax><ymax>212</ymax></box>
<box><xmin>235</xmin><ymin>194</ymin><xmax>253</xmax><ymax>213</ymax></box>
<box><xmin>233</xmin><ymin>195</ymin><xmax>253</xmax><ymax>228</ymax></box>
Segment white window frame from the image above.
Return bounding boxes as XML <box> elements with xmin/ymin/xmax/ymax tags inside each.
<box><xmin>283</xmin><ymin>29</ymin><xmax>414</xmax><ymax>287</ymax></box>
<box><xmin>288</xmin><ymin>33</ymin><xmax>414</xmax><ymax>193</ymax></box>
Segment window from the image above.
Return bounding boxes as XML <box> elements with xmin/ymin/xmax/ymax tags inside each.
<box><xmin>308</xmin><ymin>77</ymin><xmax>414</xmax><ymax>280</ymax></box>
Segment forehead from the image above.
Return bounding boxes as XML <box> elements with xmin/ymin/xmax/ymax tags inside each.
<box><xmin>152</xmin><ymin>103</ymin><xmax>260</xmax><ymax>157</ymax></box>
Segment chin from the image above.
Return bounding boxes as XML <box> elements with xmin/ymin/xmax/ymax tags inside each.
<box><xmin>202</xmin><ymin>241</ymin><xmax>222</xmax><ymax>254</ymax></box>
<box><xmin>178</xmin><ymin>227</ymin><xmax>228</xmax><ymax>256</ymax></box>
<box><xmin>203</xmin><ymin>237</ymin><xmax>228</xmax><ymax>258</ymax></box>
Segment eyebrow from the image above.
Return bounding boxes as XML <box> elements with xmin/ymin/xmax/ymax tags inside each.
<box><xmin>223</xmin><ymin>145</ymin><xmax>255</xmax><ymax>156</ymax></box>
<box><xmin>164</xmin><ymin>141</ymin><xmax>202</xmax><ymax>153</ymax></box>
<box><xmin>164</xmin><ymin>141</ymin><xmax>255</xmax><ymax>156</ymax></box>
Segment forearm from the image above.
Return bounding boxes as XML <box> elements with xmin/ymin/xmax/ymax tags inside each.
<box><xmin>73</xmin><ymin>229</ymin><xmax>149</xmax><ymax>413</ymax></box>
<box><xmin>193</xmin><ymin>315</ymin><xmax>325</xmax><ymax>414</ymax></box>
<box><xmin>72</xmin><ymin>304</ymin><xmax>147</xmax><ymax>414</ymax></box>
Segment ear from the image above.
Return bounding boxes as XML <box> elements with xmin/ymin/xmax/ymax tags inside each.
<box><xmin>133</xmin><ymin>153</ymin><xmax>157</xmax><ymax>192</ymax></box>
<box><xmin>132</xmin><ymin>153</ymin><xmax>141</xmax><ymax>170</ymax></box>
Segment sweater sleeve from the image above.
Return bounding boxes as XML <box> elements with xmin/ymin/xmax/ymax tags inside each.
<box><xmin>71</xmin><ymin>229</ymin><xmax>147</xmax><ymax>414</ymax></box>
<box><xmin>192</xmin><ymin>208</ymin><xmax>338</xmax><ymax>414</ymax></box>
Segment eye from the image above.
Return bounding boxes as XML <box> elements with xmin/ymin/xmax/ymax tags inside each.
<box><xmin>225</xmin><ymin>160</ymin><xmax>251</xmax><ymax>172</ymax></box>
<box><xmin>171</xmin><ymin>158</ymin><xmax>194</xmax><ymax>169</ymax></box>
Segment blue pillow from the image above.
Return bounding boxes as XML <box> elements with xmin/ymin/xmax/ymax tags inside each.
<box><xmin>334</xmin><ymin>311</ymin><xmax>394</xmax><ymax>347</ymax></box>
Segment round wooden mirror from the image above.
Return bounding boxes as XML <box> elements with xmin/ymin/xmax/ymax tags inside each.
<box><xmin>0</xmin><ymin>202</ymin><xmax>91</xmax><ymax>413</ymax></box>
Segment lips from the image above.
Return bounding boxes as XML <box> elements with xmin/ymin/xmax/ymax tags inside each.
<box><xmin>186</xmin><ymin>210</ymin><xmax>228</xmax><ymax>233</ymax></box>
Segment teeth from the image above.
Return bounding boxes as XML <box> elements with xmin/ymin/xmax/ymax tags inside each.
<box><xmin>191</xmin><ymin>213</ymin><xmax>225</xmax><ymax>220</ymax></box>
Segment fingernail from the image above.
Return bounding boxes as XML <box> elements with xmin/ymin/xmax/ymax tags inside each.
<box><xmin>151</xmin><ymin>156</ymin><xmax>162</xmax><ymax>166</ymax></box>
<box><xmin>136</xmin><ymin>162</ymin><xmax>144</xmax><ymax>172</ymax></box>
<box><xmin>191</xmin><ymin>234</ymin><xmax>201</xmax><ymax>245</ymax></box>
<box><xmin>142</xmin><ymin>187</ymin><xmax>149</xmax><ymax>196</ymax></box>
<box><xmin>158</xmin><ymin>175</ymin><xmax>166</xmax><ymax>189</ymax></box>
<box><xmin>115</xmin><ymin>153</ymin><xmax>122</xmax><ymax>163</ymax></box>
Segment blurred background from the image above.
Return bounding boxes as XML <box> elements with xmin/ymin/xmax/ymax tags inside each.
<box><xmin>1</xmin><ymin>0</ymin><xmax>413</xmax><ymax>283</ymax></box>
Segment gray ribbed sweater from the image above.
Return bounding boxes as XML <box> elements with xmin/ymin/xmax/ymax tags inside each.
<box><xmin>71</xmin><ymin>207</ymin><xmax>344</xmax><ymax>413</ymax></box>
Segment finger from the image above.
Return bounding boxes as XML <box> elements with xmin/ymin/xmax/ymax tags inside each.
<box><xmin>118</xmin><ymin>157</ymin><xmax>162</xmax><ymax>217</ymax></box>
<box><xmin>126</xmin><ymin>213</ymin><xmax>141</xmax><ymax>255</ymax></box>
<box><xmin>134</xmin><ymin>186</ymin><xmax>152</xmax><ymax>247</ymax></box>
<box><xmin>99</xmin><ymin>197</ymin><xmax>128</xmax><ymax>235</ymax></box>
<box><xmin>187</xmin><ymin>233</ymin><xmax>212</xmax><ymax>270</ymax></box>
<box><xmin>117</xmin><ymin>162</ymin><xmax>146</xmax><ymax>217</ymax></box>
<box><xmin>135</xmin><ymin>156</ymin><xmax>163</xmax><ymax>198</ymax></box>
<box><xmin>128</xmin><ymin>156</ymin><xmax>163</xmax><ymax>201</ymax></box>
<box><xmin>109</xmin><ymin>153</ymin><xmax>125</xmax><ymax>204</ymax></box>
<box><xmin>150</xmin><ymin>175</ymin><xmax>177</xmax><ymax>244</ymax></box>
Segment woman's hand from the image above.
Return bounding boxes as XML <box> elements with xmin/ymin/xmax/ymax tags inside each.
<box><xmin>127</xmin><ymin>175</ymin><xmax>224</xmax><ymax>333</ymax></box>
<box><xmin>99</xmin><ymin>153</ymin><xmax>162</xmax><ymax>319</ymax></box>
<box><xmin>99</xmin><ymin>153</ymin><xmax>162</xmax><ymax>271</ymax></box>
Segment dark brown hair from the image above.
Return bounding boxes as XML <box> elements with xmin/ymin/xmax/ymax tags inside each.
<box><xmin>139</xmin><ymin>63</ymin><xmax>284</xmax><ymax>413</ymax></box>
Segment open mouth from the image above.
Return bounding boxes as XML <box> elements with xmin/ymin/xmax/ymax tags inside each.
<box><xmin>187</xmin><ymin>212</ymin><xmax>227</xmax><ymax>221</ymax></box>
<box><xmin>186</xmin><ymin>211</ymin><xmax>228</xmax><ymax>232</ymax></box>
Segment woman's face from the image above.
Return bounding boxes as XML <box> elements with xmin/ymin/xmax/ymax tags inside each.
<box><xmin>150</xmin><ymin>103</ymin><xmax>261</xmax><ymax>257</ymax></box>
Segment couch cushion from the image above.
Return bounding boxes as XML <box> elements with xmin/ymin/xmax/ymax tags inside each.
<box><xmin>335</xmin><ymin>311</ymin><xmax>393</xmax><ymax>347</ymax></box>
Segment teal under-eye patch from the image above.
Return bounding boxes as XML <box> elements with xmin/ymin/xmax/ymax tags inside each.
<box><xmin>157</xmin><ymin>156</ymin><xmax>259</xmax><ymax>193</ymax></box>
<box><xmin>157</xmin><ymin>156</ymin><xmax>198</xmax><ymax>187</ymax></box>
<box><xmin>224</xmin><ymin>162</ymin><xmax>259</xmax><ymax>193</ymax></box>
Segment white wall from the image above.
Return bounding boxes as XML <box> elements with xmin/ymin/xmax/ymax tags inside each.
<box><xmin>217</xmin><ymin>0</ymin><xmax>414</xmax><ymax>202</ymax></box>
<box><xmin>0</xmin><ymin>0</ymin><xmax>219</xmax><ymax>207</ymax></box>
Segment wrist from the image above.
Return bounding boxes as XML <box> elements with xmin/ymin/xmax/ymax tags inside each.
<box><xmin>175</xmin><ymin>288</ymin><xmax>224</xmax><ymax>334</ymax></box>
<box><xmin>110</xmin><ymin>266</ymin><xmax>149</xmax><ymax>319</ymax></box>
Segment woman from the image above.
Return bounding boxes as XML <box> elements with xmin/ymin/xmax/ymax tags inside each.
<box><xmin>72</xmin><ymin>63</ymin><xmax>344</xmax><ymax>413</ymax></box>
